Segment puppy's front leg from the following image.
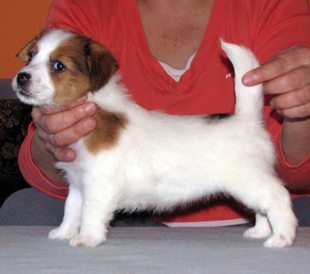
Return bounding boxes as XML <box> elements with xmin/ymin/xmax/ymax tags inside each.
<box><xmin>48</xmin><ymin>184</ymin><xmax>83</xmax><ymax>240</ymax></box>
<box><xmin>69</xmin><ymin>176</ymin><xmax>119</xmax><ymax>247</ymax></box>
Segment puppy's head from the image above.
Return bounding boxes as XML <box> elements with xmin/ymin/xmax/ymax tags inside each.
<box><xmin>12</xmin><ymin>29</ymin><xmax>119</xmax><ymax>106</ymax></box>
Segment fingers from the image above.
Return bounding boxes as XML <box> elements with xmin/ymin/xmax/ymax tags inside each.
<box><xmin>33</xmin><ymin>103</ymin><xmax>97</xmax><ymax>134</ymax></box>
<box><xmin>53</xmin><ymin>147</ymin><xmax>77</xmax><ymax>163</ymax></box>
<box><xmin>263</xmin><ymin>65</ymin><xmax>310</xmax><ymax>95</ymax></box>
<box><xmin>273</xmin><ymin>99</ymin><xmax>310</xmax><ymax>119</ymax></box>
<box><xmin>39</xmin><ymin>95</ymin><xmax>88</xmax><ymax>115</ymax></box>
<box><xmin>31</xmin><ymin>97</ymin><xmax>98</xmax><ymax>162</ymax></box>
<box><xmin>32</xmin><ymin>99</ymin><xmax>97</xmax><ymax>134</ymax></box>
<box><xmin>242</xmin><ymin>46</ymin><xmax>310</xmax><ymax>119</ymax></box>
<box><xmin>43</xmin><ymin>116</ymin><xmax>97</xmax><ymax>148</ymax></box>
<box><xmin>270</xmin><ymin>85</ymin><xmax>310</xmax><ymax>108</ymax></box>
<box><xmin>243</xmin><ymin>46</ymin><xmax>310</xmax><ymax>87</ymax></box>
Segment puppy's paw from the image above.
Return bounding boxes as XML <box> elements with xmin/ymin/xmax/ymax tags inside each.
<box><xmin>69</xmin><ymin>233</ymin><xmax>107</xmax><ymax>248</ymax></box>
<box><xmin>243</xmin><ymin>226</ymin><xmax>272</xmax><ymax>239</ymax></box>
<box><xmin>263</xmin><ymin>212</ymin><xmax>297</xmax><ymax>248</ymax></box>
<box><xmin>263</xmin><ymin>234</ymin><xmax>295</xmax><ymax>248</ymax></box>
<box><xmin>48</xmin><ymin>226</ymin><xmax>78</xmax><ymax>241</ymax></box>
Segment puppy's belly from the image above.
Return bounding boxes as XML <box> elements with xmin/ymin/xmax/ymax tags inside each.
<box><xmin>117</xmin><ymin>171</ymin><xmax>221</xmax><ymax>211</ymax></box>
<box><xmin>57</xmin><ymin>159</ymin><xmax>219</xmax><ymax>211</ymax></box>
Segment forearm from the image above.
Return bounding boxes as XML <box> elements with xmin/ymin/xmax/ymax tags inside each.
<box><xmin>281</xmin><ymin>117</ymin><xmax>310</xmax><ymax>165</ymax></box>
<box><xmin>276</xmin><ymin>116</ymin><xmax>310</xmax><ymax>191</ymax></box>
<box><xmin>31</xmin><ymin>131</ymin><xmax>67</xmax><ymax>187</ymax></box>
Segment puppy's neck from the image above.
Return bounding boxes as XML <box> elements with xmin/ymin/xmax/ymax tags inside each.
<box><xmin>87</xmin><ymin>75</ymin><xmax>131</xmax><ymax>113</ymax></box>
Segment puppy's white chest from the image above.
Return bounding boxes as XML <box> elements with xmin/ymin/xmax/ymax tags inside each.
<box><xmin>55</xmin><ymin>141</ymin><xmax>92</xmax><ymax>185</ymax></box>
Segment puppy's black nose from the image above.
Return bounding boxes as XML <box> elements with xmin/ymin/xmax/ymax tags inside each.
<box><xmin>17</xmin><ymin>72</ymin><xmax>31</xmax><ymax>86</ymax></box>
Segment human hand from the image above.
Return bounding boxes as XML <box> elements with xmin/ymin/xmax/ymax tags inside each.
<box><xmin>242</xmin><ymin>46</ymin><xmax>310</xmax><ymax>119</ymax></box>
<box><xmin>242</xmin><ymin>46</ymin><xmax>310</xmax><ymax>168</ymax></box>
<box><xmin>31</xmin><ymin>96</ymin><xmax>97</xmax><ymax>162</ymax></box>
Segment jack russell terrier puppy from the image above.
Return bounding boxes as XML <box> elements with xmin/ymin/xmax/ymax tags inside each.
<box><xmin>12</xmin><ymin>29</ymin><xmax>297</xmax><ymax>248</ymax></box>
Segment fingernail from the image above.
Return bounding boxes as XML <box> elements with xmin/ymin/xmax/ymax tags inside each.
<box><xmin>242</xmin><ymin>74</ymin><xmax>254</xmax><ymax>86</ymax></box>
<box><xmin>77</xmin><ymin>95</ymin><xmax>87</xmax><ymax>103</ymax></box>
<box><xmin>85</xmin><ymin>118</ymin><xmax>96</xmax><ymax>129</ymax></box>
<box><xmin>85</xmin><ymin>103</ymin><xmax>97</xmax><ymax>114</ymax></box>
<box><xmin>63</xmin><ymin>150</ymin><xmax>74</xmax><ymax>162</ymax></box>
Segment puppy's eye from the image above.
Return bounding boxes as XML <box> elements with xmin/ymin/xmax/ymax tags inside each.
<box><xmin>51</xmin><ymin>61</ymin><xmax>66</xmax><ymax>73</ymax></box>
<box><xmin>28</xmin><ymin>51</ymin><xmax>35</xmax><ymax>62</ymax></box>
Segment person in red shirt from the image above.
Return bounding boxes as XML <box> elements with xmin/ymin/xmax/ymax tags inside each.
<box><xmin>1</xmin><ymin>0</ymin><xmax>310</xmax><ymax>226</ymax></box>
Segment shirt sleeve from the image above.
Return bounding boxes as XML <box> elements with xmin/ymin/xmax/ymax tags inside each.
<box><xmin>263</xmin><ymin>103</ymin><xmax>310</xmax><ymax>190</ymax></box>
<box><xmin>44</xmin><ymin>0</ymin><xmax>97</xmax><ymax>37</ymax></box>
<box><xmin>254</xmin><ymin>0</ymin><xmax>310</xmax><ymax>61</ymax></box>
<box><xmin>255</xmin><ymin>0</ymin><xmax>310</xmax><ymax>190</ymax></box>
<box><xmin>18</xmin><ymin>122</ymin><xmax>68</xmax><ymax>200</ymax></box>
<box><xmin>43</xmin><ymin>0</ymin><xmax>117</xmax><ymax>47</ymax></box>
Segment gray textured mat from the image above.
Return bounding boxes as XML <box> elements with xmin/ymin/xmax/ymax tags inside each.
<box><xmin>0</xmin><ymin>227</ymin><xmax>309</xmax><ymax>274</ymax></box>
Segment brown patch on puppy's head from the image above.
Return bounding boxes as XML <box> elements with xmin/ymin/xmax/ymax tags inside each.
<box><xmin>48</xmin><ymin>34</ymin><xmax>92</xmax><ymax>105</ymax></box>
<box><xmin>38</xmin><ymin>30</ymin><xmax>119</xmax><ymax>106</ymax></box>
<box><xmin>49</xmin><ymin>32</ymin><xmax>119</xmax><ymax>105</ymax></box>
<box><xmin>87</xmin><ymin>41</ymin><xmax>119</xmax><ymax>91</ymax></box>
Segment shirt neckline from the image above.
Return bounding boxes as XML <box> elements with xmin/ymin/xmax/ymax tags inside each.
<box><xmin>124</xmin><ymin>0</ymin><xmax>224</xmax><ymax>94</ymax></box>
<box><xmin>158</xmin><ymin>52</ymin><xmax>197</xmax><ymax>82</ymax></box>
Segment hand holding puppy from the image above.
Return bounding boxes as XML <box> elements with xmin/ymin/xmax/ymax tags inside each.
<box><xmin>243</xmin><ymin>46</ymin><xmax>310</xmax><ymax>168</ymax></box>
<box><xmin>243</xmin><ymin>46</ymin><xmax>310</xmax><ymax>118</ymax></box>
<box><xmin>31</xmin><ymin>96</ymin><xmax>97</xmax><ymax>185</ymax></box>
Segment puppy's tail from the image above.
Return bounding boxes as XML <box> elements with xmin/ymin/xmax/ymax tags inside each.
<box><xmin>221</xmin><ymin>40</ymin><xmax>263</xmax><ymax>119</ymax></box>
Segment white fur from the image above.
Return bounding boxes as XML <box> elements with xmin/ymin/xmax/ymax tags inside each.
<box><xmin>13</xmin><ymin>30</ymin><xmax>297</xmax><ymax>248</ymax></box>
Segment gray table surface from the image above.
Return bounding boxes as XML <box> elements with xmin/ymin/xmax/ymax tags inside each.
<box><xmin>0</xmin><ymin>226</ymin><xmax>309</xmax><ymax>274</ymax></box>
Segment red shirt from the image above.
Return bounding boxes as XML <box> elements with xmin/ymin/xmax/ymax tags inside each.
<box><xmin>19</xmin><ymin>0</ymin><xmax>310</xmax><ymax>226</ymax></box>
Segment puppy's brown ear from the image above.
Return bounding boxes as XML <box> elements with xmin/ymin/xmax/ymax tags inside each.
<box><xmin>86</xmin><ymin>40</ymin><xmax>119</xmax><ymax>91</ymax></box>
<box><xmin>16</xmin><ymin>38</ymin><xmax>38</xmax><ymax>62</ymax></box>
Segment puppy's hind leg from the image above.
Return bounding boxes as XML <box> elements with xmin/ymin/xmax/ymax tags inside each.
<box><xmin>243</xmin><ymin>213</ymin><xmax>272</xmax><ymax>239</ymax></box>
<box><xmin>262</xmin><ymin>182</ymin><xmax>297</xmax><ymax>248</ymax></box>
<box><xmin>227</xmin><ymin>174</ymin><xmax>297</xmax><ymax>248</ymax></box>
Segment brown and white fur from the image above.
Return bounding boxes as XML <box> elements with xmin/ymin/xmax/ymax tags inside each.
<box><xmin>12</xmin><ymin>29</ymin><xmax>297</xmax><ymax>248</ymax></box>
